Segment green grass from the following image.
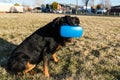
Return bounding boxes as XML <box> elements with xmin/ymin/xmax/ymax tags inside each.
<box><xmin>0</xmin><ymin>13</ymin><xmax>120</xmax><ymax>80</ymax></box>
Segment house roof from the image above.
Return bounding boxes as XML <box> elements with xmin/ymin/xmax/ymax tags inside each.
<box><xmin>111</xmin><ymin>5</ymin><xmax>120</xmax><ymax>9</ymax></box>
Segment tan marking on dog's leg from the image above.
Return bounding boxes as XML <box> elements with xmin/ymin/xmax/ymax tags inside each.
<box><xmin>43</xmin><ymin>65</ymin><xmax>49</xmax><ymax>77</ymax></box>
<box><xmin>56</xmin><ymin>45</ymin><xmax>62</xmax><ymax>50</ymax></box>
<box><xmin>51</xmin><ymin>45</ymin><xmax>61</xmax><ymax>63</ymax></box>
<box><xmin>43</xmin><ymin>57</ymin><xmax>49</xmax><ymax>77</ymax></box>
<box><xmin>23</xmin><ymin>62</ymin><xmax>36</xmax><ymax>74</ymax></box>
<box><xmin>52</xmin><ymin>53</ymin><xmax>58</xmax><ymax>62</ymax></box>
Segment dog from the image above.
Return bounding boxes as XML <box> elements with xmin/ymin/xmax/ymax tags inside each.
<box><xmin>7</xmin><ymin>15</ymin><xmax>80</xmax><ymax>77</ymax></box>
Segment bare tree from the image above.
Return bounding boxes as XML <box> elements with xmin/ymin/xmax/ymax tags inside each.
<box><xmin>83</xmin><ymin>0</ymin><xmax>90</xmax><ymax>14</ymax></box>
<box><xmin>89</xmin><ymin>0</ymin><xmax>94</xmax><ymax>6</ymax></box>
<box><xmin>104</xmin><ymin>0</ymin><xmax>111</xmax><ymax>15</ymax></box>
<box><xmin>104</xmin><ymin>0</ymin><xmax>111</xmax><ymax>10</ymax></box>
<box><xmin>100</xmin><ymin>0</ymin><xmax>111</xmax><ymax>9</ymax></box>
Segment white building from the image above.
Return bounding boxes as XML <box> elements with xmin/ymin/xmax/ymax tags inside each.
<box><xmin>0</xmin><ymin>2</ymin><xmax>13</xmax><ymax>12</ymax></box>
<box><xmin>0</xmin><ymin>2</ymin><xmax>24</xmax><ymax>13</ymax></box>
<box><xmin>10</xmin><ymin>6</ymin><xmax>24</xmax><ymax>13</ymax></box>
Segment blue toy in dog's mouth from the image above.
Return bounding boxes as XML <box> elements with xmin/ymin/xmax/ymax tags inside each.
<box><xmin>60</xmin><ymin>25</ymin><xmax>83</xmax><ymax>38</ymax></box>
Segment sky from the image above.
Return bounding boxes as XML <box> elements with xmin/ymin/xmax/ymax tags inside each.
<box><xmin>0</xmin><ymin>0</ymin><xmax>120</xmax><ymax>6</ymax></box>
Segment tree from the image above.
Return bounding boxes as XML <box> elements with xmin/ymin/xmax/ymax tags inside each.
<box><xmin>104</xmin><ymin>0</ymin><xmax>111</xmax><ymax>10</ymax></box>
<box><xmin>83</xmin><ymin>0</ymin><xmax>90</xmax><ymax>14</ymax></box>
<box><xmin>96</xmin><ymin>4</ymin><xmax>103</xmax><ymax>10</ymax></box>
<box><xmin>102</xmin><ymin>0</ymin><xmax>111</xmax><ymax>15</ymax></box>
<box><xmin>52</xmin><ymin>2</ymin><xmax>58</xmax><ymax>10</ymax></box>
<box><xmin>89</xmin><ymin>0</ymin><xmax>94</xmax><ymax>6</ymax></box>
<box><xmin>100</xmin><ymin>0</ymin><xmax>111</xmax><ymax>9</ymax></box>
<box><xmin>14</xmin><ymin>3</ymin><xmax>20</xmax><ymax>6</ymax></box>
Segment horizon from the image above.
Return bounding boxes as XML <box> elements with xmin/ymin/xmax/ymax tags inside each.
<box><xmin>0</xmin><ymin>0</ymin><xmax>120</xmax><ymax>6</ymax></box>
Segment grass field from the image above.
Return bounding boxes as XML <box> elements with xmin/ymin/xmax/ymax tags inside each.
<box><xmin>0</xmin><ymin>13</ymin><xmax>120</xmax><ymax>80</ymax></box>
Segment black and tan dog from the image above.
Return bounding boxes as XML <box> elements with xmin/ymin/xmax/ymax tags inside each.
<box><xmin>7</xmin><ymin>15</ymin><xmax>80</xmax><ymax>77</ymax></box>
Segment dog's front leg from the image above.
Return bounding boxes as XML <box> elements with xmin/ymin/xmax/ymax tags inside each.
<box><xmin>43</xmin><ymin>55</ymin><xmax>49</xmax><ymax>77</ymax></box>
<box><xmin>52</xmin><ymin>53</ymin><xmax>58</xmax><ymax>63</ymax></box>
<box><xmin>52</xmin><ymin>45</ymin><xmax>61</xmax><ymax>63</ymax></box>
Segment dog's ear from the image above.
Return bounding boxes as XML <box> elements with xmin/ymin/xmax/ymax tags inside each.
<box><xmin>64</xmin><ymin>16</ymin><xmax>80</xmax><ymax>26</ymax></box>
<box><xmin>52</xmin><ymin>17</ymin><xmax>61</xmax><ymax>24</ymax></box>
<box><xmin>52</xmin><ymin>17</ymin><xmax>67</xmax><ymax>29</ymax></box>
<box><xmin>71</xmin><ymin>17</ymin><xmax>80</xmax><ymax>25</ymax></box>
<box><xmin>52</xmin><ymin>17</ymin><xmax>61</xmax><ymax>27</ymax></box>
<box><xmin>64</xmin><ymin>15</ymin><xmax>74</xmax><ymax>25</ymax></box>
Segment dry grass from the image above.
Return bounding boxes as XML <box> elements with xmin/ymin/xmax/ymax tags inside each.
<box><xmin>0</xmin><ymin>13</ymin><xmax>120</xmax><ymax>80</ymax></box>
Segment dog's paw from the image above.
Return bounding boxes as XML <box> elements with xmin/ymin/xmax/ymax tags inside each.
<box><xmin>45</xmin><ymin>73</ymin><xmax>50</xmax><ymax>77</ymax></box>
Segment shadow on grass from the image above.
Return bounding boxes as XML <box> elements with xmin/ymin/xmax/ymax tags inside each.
<box><xmin>50</xmin><ymin>54</ymin><xmax>71</xmax><ymax>79</ymax></box>
<box><xmin>0</xmin><ymin>38</ymin><xmax>16</xmax><ymax>68</ymax></box>
<box><xmin>109</xmin><ymin>70</ymin><xmax>120</xmax><ymax>80</ymax></box>
<box><xmin>103</xmin><ymin>69</ymin><xmax>120</xmax><ymax>80</ymax></box>
<box><xmin>90</xmin><ymin>42</ymin><xmax>120</xmax><ymax>58</ymax></box>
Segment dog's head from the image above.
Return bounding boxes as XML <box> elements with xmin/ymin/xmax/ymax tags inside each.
<box><xmin>52</xmin><ymin>15</ymin><xmax>80</xmax><ymax>46</ymax></box>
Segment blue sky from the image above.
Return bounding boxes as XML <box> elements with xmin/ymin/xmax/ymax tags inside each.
<box><xmin>0</xmin><ymin>0</ymin><xmax>120</xmax><ymax>6</ymax></box>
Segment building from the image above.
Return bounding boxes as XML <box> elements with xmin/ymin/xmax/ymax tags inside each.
<box><xmin>10</xmin><ymin>6</ymin><xmax>24</xmax><ymax>13</ymax></box>
<box><xmin>0</xmin><ymin>2</ymin><xmax>24</xmax><ymax>13</ymax></box>
<box><xmin>110</xmin><ymin>5</ymin><xmax>120</xmax><ymax>15</ymax></box>
<box><xmin>0</xmin><ymin>2</ymin><xmax>13</xmax><ymax>12</ymax></box>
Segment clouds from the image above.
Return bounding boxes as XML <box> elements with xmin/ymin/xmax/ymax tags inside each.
<box><xmin>35</xmin><ymin>0</ymin><xmax>44</xmax><ymax>6</ymax></box>
<box><xmin>110</xmin><ymin>0</ymin><xmax>120</xmax><ymax>6</ymax></box>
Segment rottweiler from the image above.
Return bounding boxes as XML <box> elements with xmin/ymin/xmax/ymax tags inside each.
<box><xmin>7</xmin><ymin>15</ymin><xmax>80</xmax><ymax>77</ymax></box>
